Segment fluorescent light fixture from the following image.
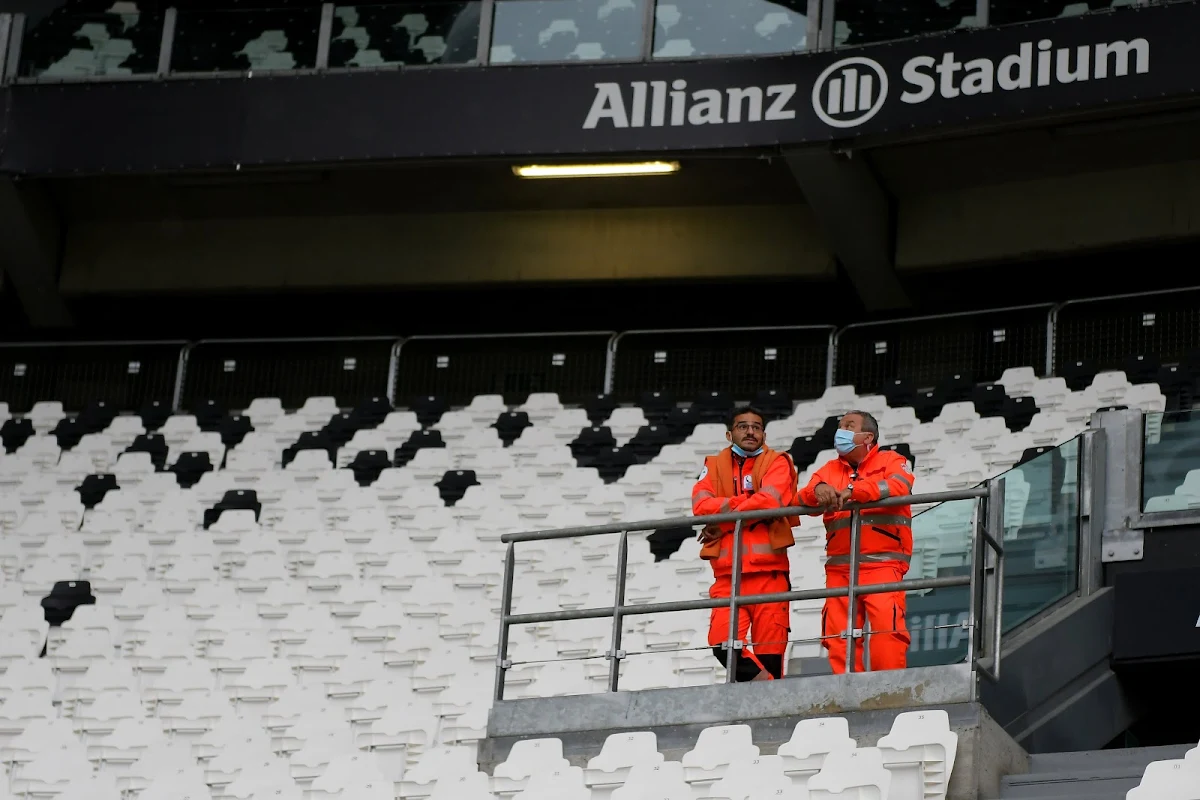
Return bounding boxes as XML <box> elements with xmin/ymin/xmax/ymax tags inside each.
<box><xmin>512</xmin><ymin>161</ymin><xmax>681</xmax><ymax>179</ymax></box>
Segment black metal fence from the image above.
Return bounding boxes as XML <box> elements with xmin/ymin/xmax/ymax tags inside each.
<box><xmin>835</xmin><ymin>305</ymin><xmax>1052</xmax><ymax>394</ymax></box>
<box><xmin>180</xmin><ymin>338</ymin><xmax>398</xmax><ymax>411</ymax></box>
<box><xmin>393</xmin><ymin>333</ymin><xmax>612</xmax><ymax>406</ymax></box>
<box><xmin>0</xmin><ymin>341</ymin><xmax>184</xmax><ymax>413</ymax></box>
<box><xmin>610</xmin><ymin>326</ymin><xmax>834</xmax><ymax>403</ymax></box>
<box><xmin>1055</xmin><ymin>287</ymin><xmax>1200</xmax><ymax>372</ymax></box>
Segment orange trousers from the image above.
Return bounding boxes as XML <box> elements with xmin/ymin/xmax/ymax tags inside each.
<box><xmin>708</xmin><ymin>571</ymin><xmax>791</xmax><ymax>657</ymax></box>
<box><xmin>822</xmin><ymin>563</ymin><xmax>910</xmax><ymax>673</ymax></box>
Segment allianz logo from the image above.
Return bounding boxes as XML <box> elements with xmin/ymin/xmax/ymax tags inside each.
<box><xmin>583</xmin><ymin>36</ymin><xmax>1149</xmax><ymax>131</ymax></box>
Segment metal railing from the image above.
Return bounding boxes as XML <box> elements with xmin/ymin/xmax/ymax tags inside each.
<box><xmin>0</xmin><ymin>0</ymin><xmax>1015</xmax><ymax>86</ymax></box>
<box><xmin>494</xmin><ymin>483</ymin><xmax>1006</xmax><ymax>700</ymax></box>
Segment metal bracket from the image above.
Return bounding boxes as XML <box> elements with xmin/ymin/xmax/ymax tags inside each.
<box><xmin>605</xmin><ymin>650</ymin><xmax>626</xmax><ymax>660</ymax></box>
<box><xmin>496</xmin><ymin>658</ymin><xmax>512</xmax><ymax>669</ymax></box>
<box><xmin>846</xmin><ymin>627</ymin><xmax>864</xmax><ymax>640</ymax></box>
<box><xmin>721</xmin><ymin>639</ymin><xmax>744</xmax><ymax>650</ymax></box>
<box><xmin>1101</xmin><ymin>526</ymin><xmax>1144</xmax><ymax>562</ymax></box>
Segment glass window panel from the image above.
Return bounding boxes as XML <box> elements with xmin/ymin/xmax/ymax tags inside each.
<box><xmin>652</xmin><ymin>0</ymin><xmax>808</xmax><ymax>59</ymax></box>
<box><xmin>490</xmin><ymin>0</ymin><xmax>647</xmax><ymax>64</ymax></box>
<box><xmin>172</xmin><ymin>6</ymin><xmax>322</xmax><ymax>73</ymax></box>
<box><xmin>19</xmin><ymin>6</ymin><xmax>164</xmax><ymax>79</ymax></box>
<box><xmin>833</xmin><ymin>0</ymin><xmax>975</xmax><ymax>49</ymax></box>
<box><xmin>1142</xmin><ymin>410</ymin><xmax>1200</xmax><ymax>512</ymax></box>
<box><xmin>330</xmin><ymin>2</ymin><xmax>481</xmax><ymax>68</ymax></box>
<box><xmin>989</xmin><ymin>0</ymin><xmax>1128</xmax><ymax>28</ymax></box>
<box><xmin>907</xmin><ymin>498</ymin><xmax>974</xmax><ymax>667</ymax></box>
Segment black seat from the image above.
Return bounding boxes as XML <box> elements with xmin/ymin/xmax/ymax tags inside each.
<box><xmin>638</xmin><ymin>391</ymin><xmax>675</xmax><ymax>425</ymax></box>
<box><xmin>171</xmin><ymin>451</ymin><xmax>213</xmax><ymax>489</ymax></box>
<box><xmin>789</xmin><ymin>435</ymin><xmax>827</xmax><ymax>471</ymax></box>
<box><xmin>627</xmin><ymin>425</ymin><xmax>671</xmax><ymax>463</ymax></box>
<box><xmin>351</xmin><ymin>396</ymin><xmax>393</xmax><ymax>430</ymax></box>
<box><xmin>126</xmin><ymin>433</ymin><xmax>168</xmax><ymax>470</ymax></box>
<box><xmin>139</xmin><ymin>400</ymin><xmax>172</xmax><ymax>433</ymax></box>
<box><xmin>1059</xmin><ymin>359</ymin><xmax>1098</xmax><ymax>392</ymax></box>
<box><xmin>203</xmin><ymin>489</ymin><xmax>262</xmax><ymax>529</ymax></box>
<box><xmin>395</xmin><ymin>429</ymin><xmax>444</xmax><ymax>467</ymax></box>
<box><xmin>971</xmin><ymin>383</ymin><xmax>1009</xmax><ymax>418</ymax></box>
<box><xmin>592</xmin><ymin>446</ymin><xmax>638</xmax><ymax>483</ymax></box>
<box><xmin>1122</xmin><ymin>353</ymin><xmax>1161</xmax><ymax>385</ymax></box>
<box><xmin>436</xmin><ymin>469</ymin><xmax>479</xmax><ymax>506</ymax></box>
<box><xmin>692</xmin><ymin>390</ymin><xmax>734</xmax><ymax>424</ymax></box>
<box><xmin>52</xmin><ymin>417</ymin><xmax>87</xmax><ymax>451</ymax></box>
<box><xmin>883</xmin><ymin>378</ymin><xmax>918</xmax><ymax>409</ymax></box>
<box><xmin>219</xmin><ymin>414</ymin><xmax>254</xmax><ymax>449</ymax></box>
<box><xmin>753</xmin><ymin>389</ymin><xmax>793</xmax><ymax>421</ymax></box>
<box><xmin>77</xmin><ymin>474</ymin><xmax>118</xmax><ymax>509</ymax></box>
<box><xmin>283</xmin><ymin>431</ymin><xmax>337</xmax><ymax>467</ymax></box>
<box><xmin>570</xmin><ymin>427</ymin><xmax>617</xmax><ymax>466</ymax></box>
<box><xmin>322</xmin><ymin>412</ymin><xmax>360</xmax><ymax>448</ymax></box>
<box><xmin>1002</xmin><ymin>396</ymin><xmax>1038</xmax><ymax>432</ymax></box>
<box><xmin>912</xmin><ymin>390</ymin><xmax>944</xmax><ymax>423</ymax></box>
<box><xmin>584</xmin><ymin>393</ymin><xmax>617</xmax><ymax>426</ymax></box>
<box><xmin>410</xmin><ymin>395</ymin><xmax>449</xmax><ymax>428</ymax></box>
<box><xmin>664</xmin><ymin>405</ymin><xmax>700</xmax><ymax>443</ymax></box>
<box><xmin>648</xmin><ymin>526</ymin><xmax>696</xmax><ymax>561</ymax></box>
<box><xmin>1017</xmin><ymin>446</ymin><xmax>1054</xmax><ymax>466</ymax></box>
<box><xmin>1</xmin><ymin>417</ymin><xmax>34</xmax><ymax>453</ymax></box>
<box><xmin>878</xmin><ymin>443</ymin><xmax>916</xmax><ymax>469</ymax></box>
<box><xmin>349</xmin><ymin>449</ymin><xmax>391</xmax><ymax>487</ymax></box>
<box><xmin>79</xmin><ymin>401</ymin><xmax>117</xmax><ymax>434</ymax></box>
<box><xmin>493</xmin><ymin>411</ymin><xmax>532</xmax><ymax>447</ymax></box>
<box><xmin>1156</xmin><ymin>364</ymin><xmax>1195</xmax><ymax>412</ymax></box>
<box><xmin>813</xmin><ymin>416</ymin><xmax>840</xmax><ymax>444</ymax></box>
<box><xmin>191</xmin><ymin>399</ymin><xmax>227</xmax><ymax>433</ymax></box>
<box><xmin>936</xmin><ymin>372</ymin><xmax>974</xmax><ymax>404</ymax></box>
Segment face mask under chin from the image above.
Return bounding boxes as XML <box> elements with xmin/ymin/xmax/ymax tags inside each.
<box><xmin>731</xmin><ymin>443</ymin><xmax>764</xmax><ymax>458</ymax></box>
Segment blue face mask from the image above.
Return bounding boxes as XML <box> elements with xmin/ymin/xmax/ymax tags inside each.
<box><xmin>731</xmin><ymin>443</ymin><xmax>764</xmax><ymax>458</ymax></box>
<box><xmin>834</xmin><ymin>428</ymin><xmax>860</xmax><ymax>455</ymax></box>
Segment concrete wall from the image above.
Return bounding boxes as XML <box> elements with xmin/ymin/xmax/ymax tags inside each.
<box><xmin>897</xmin><ymin>159</ymin><xmax>1200</xmax><ymax>269</ymax></box>
<box><xmin>58</xmin><ymin>204</ymin><xmax>835</xmax><ymax>292</ymax></box>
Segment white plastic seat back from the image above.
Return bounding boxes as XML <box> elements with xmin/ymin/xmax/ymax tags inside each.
<box><xmin>808</xmin><ymin>748</ymin><xmax>891</xmax><ymax>800</ymax></box>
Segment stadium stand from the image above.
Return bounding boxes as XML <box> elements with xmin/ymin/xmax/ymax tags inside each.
<box><xmin>0</xmin><ymin>344</ymin><xmax>1173</xmax><ymax>797</ymax></box>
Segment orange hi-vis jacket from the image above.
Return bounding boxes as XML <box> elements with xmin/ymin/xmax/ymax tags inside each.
<box><xmin>692</xmin><ymin>446</ymin><xmax>799</xmax><ymax>578</ymax></box>
<box><xmin>798</xmin><ymin>447</ymin><xmax>915</xmax><ymax>569</ymax></box>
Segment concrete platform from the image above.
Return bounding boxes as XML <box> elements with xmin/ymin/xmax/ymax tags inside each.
<box><xmin>481</xmin><ymin>664</ymin><xmax>1029</xmax><ymax>799</ymax></box>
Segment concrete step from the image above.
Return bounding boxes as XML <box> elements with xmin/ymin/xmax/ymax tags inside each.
<box><xmin>1001</xmin><ymin>746</ymin><xmax>1193</xmax><ymax>800</ymax></box>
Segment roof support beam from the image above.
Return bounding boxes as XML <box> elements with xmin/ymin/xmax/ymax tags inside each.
<box><xmin>0</xmin><ymin>177</ymin><xmax>72</xmax><ymax>328</ymax></box>
<box><xmin>785</xmin><ymin>148</ymin><xmax>910</xmax><ymax>311</ymax></box>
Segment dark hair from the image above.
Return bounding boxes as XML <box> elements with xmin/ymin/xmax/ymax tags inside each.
<box><xmin>844</xmin><ymin>409</ymin><xmax>879</xmax><ymax>441</ymax></box>
<box><xmin>727</xmin><ymin>405</ymin><xmax>766</xmax><ymax>430</ymax></box>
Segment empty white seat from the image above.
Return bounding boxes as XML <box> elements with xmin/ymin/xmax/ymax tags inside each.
<box><xmin>877</xmin><ymin>709</ymin><xmax>958</xmax><ymax>800</ymax></box>
<box><xmin>611</xmin><ymin>761</ymin><xmax>694</xmax><ymax>800</ymax></box>
<box><xmin>492</xmin><ymin>738</ymin><xmax>570</xmax><ymax>795</ymax></box>
<box><xmin>808</xmin><ymin>748</ymin><xmax>892</xmax><ymax>800</ymax></box>
<box><xmin>682</xmin><ymin>724</ymin><xmax>759</xmax><ymax>785</ymax></box>
<box><xmin>777</xmin><ymin>716</ymin><xmax>857</xmax><ymax>778</ymax></box>
<box><xmin>585</xmin><ymin>731</ymin><xmax>664</xmax><ymax>788</ymax></box>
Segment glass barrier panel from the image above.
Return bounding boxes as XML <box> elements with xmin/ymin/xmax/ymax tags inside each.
<box><xmin>490</xmin><ymin>0</ymin><xmax>647</xmax><ymax>64</ymax></box>
<box><xmin>1142</xmin><ymin>410</ymin><xmax>1200</xmax><ymax>512</ymax></box>
<box><xmin>172</xmin><ymin>6</ymin><xmax>323</xmax><ymax>72</ymax></box>
<box><xmin>906</xmin><ymin>436</ymin><xmax>1081</xmax><ymax>666</ymax></box>
<box><xmin>19</xmin><ymin>7</ymin><xmax>164</xmax><ymax>79</ymax></box>
<box><xmin>989</xmin><ymin>0</ymin><xmax>1130</xmax><ymax>28</ymax></box>
<box><xmin>832</xmin><ymin>0</ymin><xmax>975</xmax><ymax>48</ymax></box>
<box><xmin>998</xmin><ymin>435</ymin><xmax>1080</xmax><ymax>631</ymax></box>
<box><xmin>908</xmin><ymin>498</ymin><xmax>973</xmax><ymax>667</ymax></box>
<box><xmin>330</xmin><ymin>2</ymin><xmax>481</xmax><ymax>68</ymax></box>
<box><xmin>651</xmin><ymin>0</ymin><xmax>808</xmax><ymax>59</ymax></box>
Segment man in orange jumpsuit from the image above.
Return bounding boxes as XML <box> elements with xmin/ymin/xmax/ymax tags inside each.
<box><xmin>798</xmin><ymin>410</ymin><xmax>914</xmax><ymax>673</ymax></box>
<box><xmin>692</xmin><ymin>406</ymin><xmax>799</xmax><ymax>681</ymax></box>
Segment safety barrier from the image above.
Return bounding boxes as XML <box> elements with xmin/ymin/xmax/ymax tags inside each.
<box><xmin>3</xmin><ymin>285</ymin><xmax>1197</xmax><ymax>413</ymax></box>
<box><xmin>493</xmin><ymin>482</ymin><xmax>1006</xmax><ymax>699</ymax></box>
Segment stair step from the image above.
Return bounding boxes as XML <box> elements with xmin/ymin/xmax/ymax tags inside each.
<box><xmin>1000</xmin><ymin>771</ymin><xmax>1141</xmax><ymax>800</ymax></box>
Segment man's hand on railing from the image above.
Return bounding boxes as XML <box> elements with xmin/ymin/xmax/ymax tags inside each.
<box><xmin>698</xmin><ymin>524</ymin><xmax>723</xmax><ymax>544</ymax></box>
<box><xmin>813</xmin><ymin>483</ymin><xmax>853</xmax><ymax>511</ymax></box>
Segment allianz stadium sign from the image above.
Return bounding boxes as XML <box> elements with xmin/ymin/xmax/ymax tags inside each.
<box><xmin>1</xmin><ymin>1</ymin><xmax>1197</xmax><ymax>173</ymax></box>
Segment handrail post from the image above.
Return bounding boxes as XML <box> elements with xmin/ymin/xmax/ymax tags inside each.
<box><xmin>724</xmin><ymin>519</ymin><xmax>744</xmax><ymax>683</ymax></box>
<box><xmin>172</xmin><ymin>343</ymin><xmax>192</xmax><ymax>412</ymax></box>
<box><xmin>965</xmin><ymin>496</ymin><xmax>982</xmax><ymax>698</ymax></box>
<box><xmin>845</xmin><ymin>509</ymin><xmax>862</xmax><ymax>673</ymax></box>
<box><xmin>494</xmin><ymin>543</ymin><xmax>516</xmax><ymax>702</ymax></box>
<box><xmin>607</xmin><ymin>530</ymin><xmax>629</xmax><ymax>692</ymax></box>
<box><xmin>990</xmin><ymin>479</ymin><xmax>1006</xmax><ymax>680</ymax></box>
<box><xmin>386</xmin><ymin>338</ymin><xmax>403</xmax><ymax>405</ymax></box>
